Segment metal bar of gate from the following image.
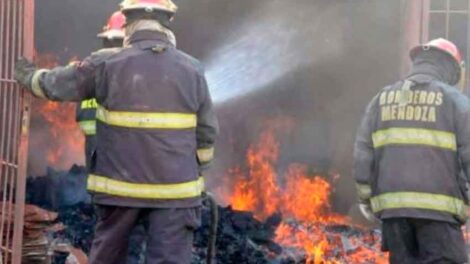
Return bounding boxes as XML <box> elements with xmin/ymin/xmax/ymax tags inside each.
<box><xmin>0</xmin><ymin>0</ymin><xmax>33</xmax><ymax>263</ymax></box>
<box><xmin>0</xmin><ymin>1</ymin><xmax>10</xmax><ymax>261</ymax></box>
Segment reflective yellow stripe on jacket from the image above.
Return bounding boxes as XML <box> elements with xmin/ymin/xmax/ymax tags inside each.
<box><xmin>356</xmin><ymin>183</ymin><xmax>372</xmax><ymax>201</ymax></box>
<box><xmin>371</xmin><ymin>192</ymin><xmax>468</xmax><ymax>221</ymax></box>
<box><xmin>87</xmin><ymin>175</ymin><xmax>205</xmax><ymax>199</ymax></box>
<box><xmin>372</xmin><ymin>128</ymin><xmax>457</xmax><ymax>151</ymax></box>
<box><xmin>96</xmin><ymin>106</ymin><xmax>197</xmax><ymax>129</ymax></box>
<box><xmin>81</xmin><ymin>98</ymin><xmax>98</xmax><ymax>109</ymax></box>
<box><xmin>31</xmin><ymin>69</ymin><xmax>50</xmax><ymax>99</ymax></box>
<box><xmin>79</xmin><ymin>121</ymin><xmax>96</xmax><ymax>136</ymax></box>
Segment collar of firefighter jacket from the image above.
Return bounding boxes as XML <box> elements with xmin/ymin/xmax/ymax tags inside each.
<box><xmin>406</xmin><ymin>73</ymin><xmax>440</xmax><ymax>85</ymax></box>
<box><xmin>127</xmin><ymin>30</ymin><xmax>173</xmax><ymax>47</ymax></box>
<box><xmin>408</xmin><ymin>54</ymin><xmax>458</xmax><ymax>85</ymax></box>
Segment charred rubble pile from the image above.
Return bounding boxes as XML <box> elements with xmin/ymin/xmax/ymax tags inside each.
<box><xmin>193</xmin><ymin>207</ymin><xmax>282</xmax><ymax>264</ymax></box>
<box><xmin>25</xmin><ymin>166</ymin><xmax>384</xmax><ymax>264</ymax></box>
<box><xmin>26</xmin><ymin>165</ymin><xmax>283</xmax><ymax>263</ymax></box>
<box><xmin>194</xmin><ymin>206</ymin><xmax>384</xmax><ymax>264</ymax></box>
<box><xmin>26</xmin><ymin>166</ymin><xmax>93</xmax><ymax>263</ymax></box>
<box><xmin>27</xmin><ymin>165</ymin><xmax>90</xmax><ymax>210</ymax></box>
<box><xmin>26</xmin><ymin>166</ymin><xmax>95</xmax><ymax>254</ymax></box>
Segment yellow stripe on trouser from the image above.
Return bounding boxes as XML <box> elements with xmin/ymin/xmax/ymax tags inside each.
<box><xmin>197</xmin><ymin>147</ymin><xmax>214</xmax><ymax>163</ymax></box>
<box><xmin>87</xmin><ymin>174</ymin><xmax>205</xmax><ymax>199</ymax></box>
<box><xmin>372</xmin><ymin>128</ymin><xmax>456</xmax><ymax>151</ymax></box>
<box><xmin>79</xmin><ymin>120</ymin><xmax>96</xmax><ymax>136</ymax></box>
<box><xmin>96</xmin><ymin>106</ymin><xmax>197</xmax><ymax>129</ymax></box>
<box><xmin>371</xmin><ymin>192</ymin><xmax>468</xmax><ymax>222</ymax></box>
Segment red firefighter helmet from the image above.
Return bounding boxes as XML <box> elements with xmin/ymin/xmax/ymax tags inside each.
<box><xmin>410</xmin><ymin>38</ymin><xmax>463</xmax><ymax>67</ymax></box>
<box><xmin>410</xmin><ymin>38</ymin><xmax>465</xmax><ymax>86</ymax></box>
<box><xmin>120</xmin><ymin>0</ymin><xmax>178</xmax><ymax>14</ymax></box>
<box><xmin>97</xmin><ymin>11</ymin><xmax>126</xmax><ymax>39</ymax></box>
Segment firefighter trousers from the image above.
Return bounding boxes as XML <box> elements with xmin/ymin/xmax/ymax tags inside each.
<box><xmin>382</xmin><ymin>218</ymin><xmax>468</xmax><ymax>264</ymax></box>
<box><xmin>88</xmin><ymin>205</ymin><xmax>201</xmax><ymax>264</ymax></box>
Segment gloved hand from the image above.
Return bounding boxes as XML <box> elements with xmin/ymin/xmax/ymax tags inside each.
<box><xmin>14</xmin><ymin>57</ymin><xmax>37</xmax><ymax>87</ymax></box>
<box><xmin>358</xmin><ymin>201</ymin><xmax>378</xmax><ymax>223</ymax></box>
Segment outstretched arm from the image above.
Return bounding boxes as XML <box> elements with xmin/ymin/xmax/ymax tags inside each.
<box><xmin>15</xmin><ymin>58</ymin><xmax>94</xmax><ymax>102</ymax></box>
<box><xmin>14</xmin><ymin>49</ymin><xmax>118</xmax><ymax>102</ymax></box>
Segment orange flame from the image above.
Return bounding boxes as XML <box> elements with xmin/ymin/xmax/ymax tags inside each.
<box><xmin>224</xmin><ymin>119</ymin><xmax>388</xmax><ymax>263</ymax></box>
<box><xmin>227</xmin><ymin>120</ymin><xmax>343</xmax><ymax>222</ymax></box>
<box><xmin>230</xmin><ymin>129</ymin><xmax>281</xmax><ymax>217</ymax></box>
<box><xmin>34</xmin><ymin>100</ymin><xmax>84</xmax><ymax>169</ymax></box>
<box><xmin>30</xmin><ymin>53</ymin><xmax>85</xmax><ymax>170</ymax></box>
<box><xmin>282</xmin><ymin>165</ymin><xmax>344</xmax><ymax>223</ymax></box>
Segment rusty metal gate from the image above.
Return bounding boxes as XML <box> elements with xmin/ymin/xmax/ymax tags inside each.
<box><xmin>0</xmin><ymin>0</ymin><xmax>34</xmax><ymax>263</ymax></box>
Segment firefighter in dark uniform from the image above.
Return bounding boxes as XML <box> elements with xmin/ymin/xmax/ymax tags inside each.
<box><xmin>354</xmin><ymin>38</ymin><xmax>470</xmax><ymax>264</ymax></box>
<box><xmin>14</xmin><ymin>0</ymin><xmax>218</xmax><ymax>263</ymax></box>
<box><xmin>77</xmin><ymin>11</ymin><xmax>126</xmax><ymax>169</ymax></box>
<box><xmin>80</xmin><ymin>11</ymin><xmax>148</xmax><ymax>264</ymax></box>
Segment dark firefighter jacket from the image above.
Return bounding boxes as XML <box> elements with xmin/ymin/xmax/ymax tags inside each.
<box><xmin>73</xmin><ymin>48</ymin><xmax>109</xmax><ymax>169</ymax></box>
<box><xmin>28</xmin><ymin>30</ymin><xmax>219</xmax><ymax>208</ymax></box>
<box><xmin>354</xmin><ymin>58</ymin><xmax>470</xmax><ymax>224</ymax></box>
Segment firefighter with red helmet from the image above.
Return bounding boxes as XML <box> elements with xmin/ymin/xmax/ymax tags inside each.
<box><xmin>14</xmin><ymin>0</ymin><xmax>218</xmax><ymax>263</ymax></box>
<box><xmin>354</xmin><ymin>38</ymin><xmax>470</xmax><ymax>263</ymax></box>
<box><xmin>97</xmin><ymin>11</ymin><xmax>126</xmax><ymax>47</ymax></box>
<box><xmin>77</xmin><ymin>11</ymin><xmax>126</xmax><ymax>169</ymax></box>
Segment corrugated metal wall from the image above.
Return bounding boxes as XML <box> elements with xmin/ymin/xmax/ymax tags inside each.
<box><xmin>0</xmin><ymin>0</ymin><xmax>34</xmax><ymax>263</ymax></box>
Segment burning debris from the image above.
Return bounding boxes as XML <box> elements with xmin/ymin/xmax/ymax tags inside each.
<box><xmin>194</xmin><ymin>205</ymin><xmax>385</xmax><ymax>264</ymax></box>
<box><xmin>215</xmin><ymin>122</ymin><xmax>388</xmax><ymax>263</ymax></box>
<box><xmin>22</xmin><ymin>194</ymin><xmax>385</xmax><ymax>264</ymax></box>
<box><xmin>23</xmin><ymin>120</ymin><xmax>388</xmax><ymax>263</ymax></box>
<box><xmin>274</xmin><ymin>222</ymin><xmax>385</xmax><ymax>263</ymax></box>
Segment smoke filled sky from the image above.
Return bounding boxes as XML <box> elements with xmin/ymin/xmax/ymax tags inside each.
<box><xmin>34</xmin><ymin>0</ymin><xmax>404</xmax><ymax>213</ymax></box>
